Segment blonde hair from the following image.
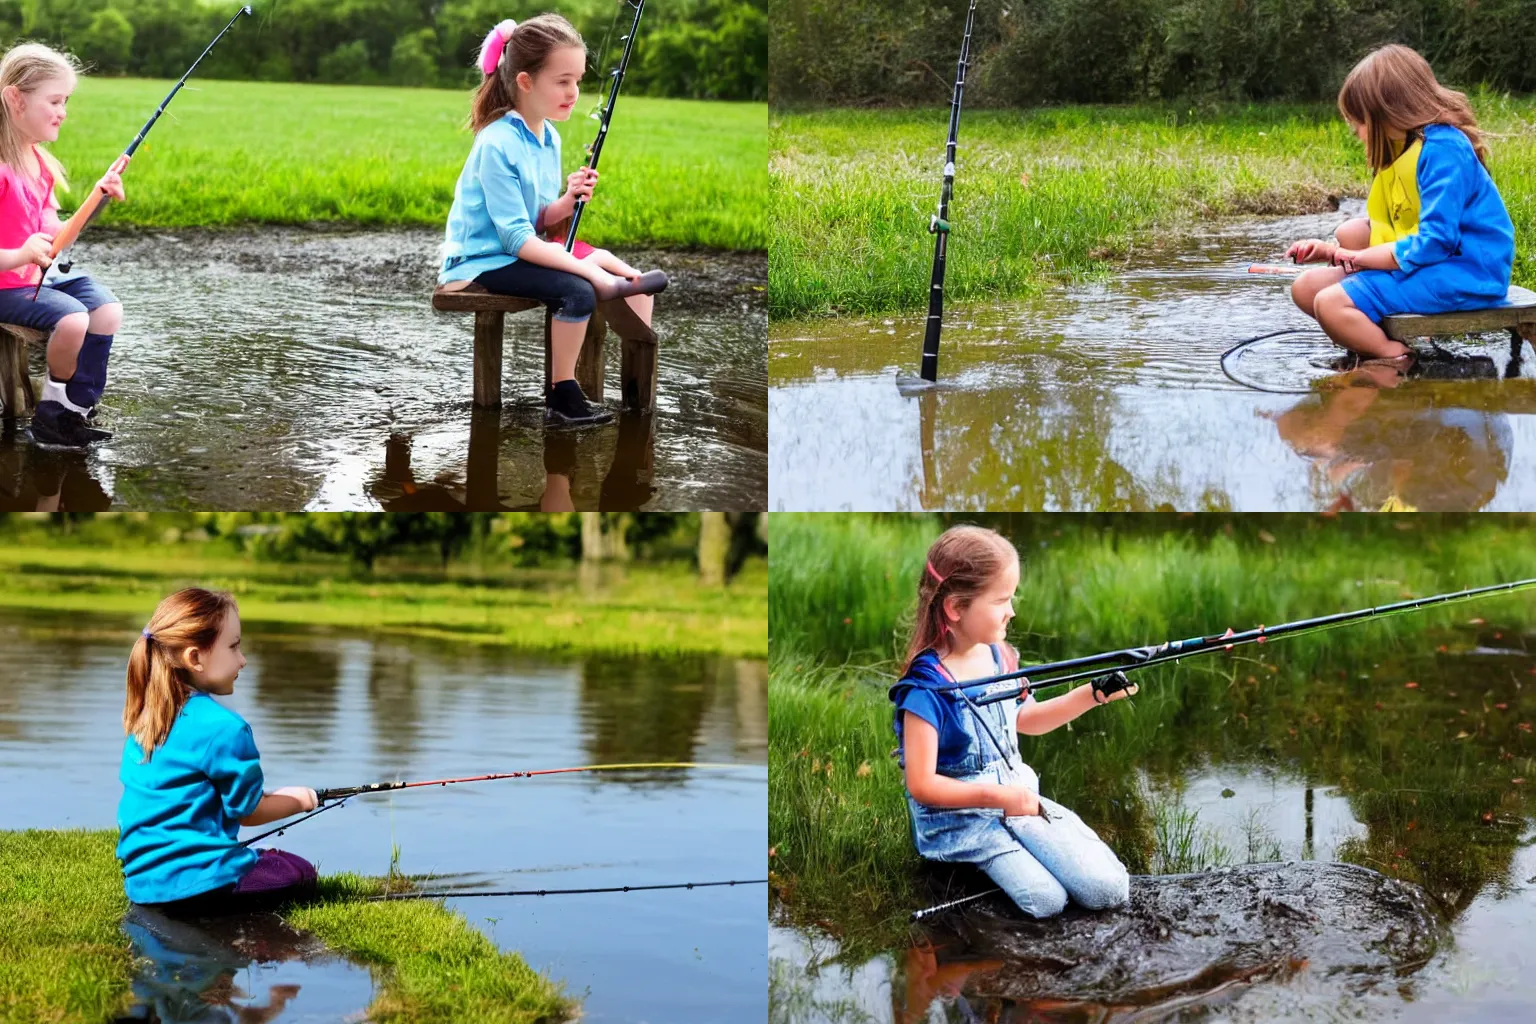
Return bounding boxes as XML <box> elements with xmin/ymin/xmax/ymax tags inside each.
<box><xmin>0</xmin><ymin>43</ymin><xmax>75</xmax><ymax>191</ymax></box>
<box><xmin>1338</xmin><ymin>44</ymin><xmax>1489</xmax><ymax>173</ymax></box>
<box><xmin>470</xmin><ymin>14</ymin><xmax>585</xmax><ymax>133</ymax></box>
<box><xmin>124</xmin><ymin>588</ymin><xmax>238</xmax><ymax>759</ymax></box>
<box><xmin>903</xmin><ymin>525</ymin><xmax>1019</xmax><ymax>674</ymax></box>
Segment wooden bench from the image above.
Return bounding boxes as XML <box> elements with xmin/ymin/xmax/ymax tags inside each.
<box><xmin>0</xmin><ymin>322</ymin><xmax>45</xmax><ymax>419</ymax></box>
<box><xmin>430</xmin><ymin>285</ymin><xmax>660</xmax><ymax>413</ymax></box>
<box><xmin>1382</xmin><ymin>284</ymin><xmax>1536</xmax><ymax>375</ymax></box>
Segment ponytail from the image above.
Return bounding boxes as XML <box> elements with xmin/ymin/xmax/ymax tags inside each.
<box><xmin>468</xmin><ymin>14</ymin><xmax>585</xmax><ymax>133</ymax></box>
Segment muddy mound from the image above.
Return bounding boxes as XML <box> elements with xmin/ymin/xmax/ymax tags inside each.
<box><xmin>938</xmin><ymin>861</ymin><xmax>1442</xmax><ymax>1004</ymax></box>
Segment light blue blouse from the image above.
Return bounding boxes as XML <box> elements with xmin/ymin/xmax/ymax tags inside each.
<box><xmin>439</xmin><ymin>109</ymin><xmax>564</xmax><ymax>284</ymax></box>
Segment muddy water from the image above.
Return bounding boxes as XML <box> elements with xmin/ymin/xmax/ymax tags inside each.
<box><xmin>0</xmin><ymin>607</ymin><xmax>767</xmax><ymax>1024</ymax></box>
<box><xmin>771</xmin><ymin>620</ymin><xmax>1536</xmax><ymax>1022</ymax></box>
<box><xmin>769</xmin><ymin>200</ymin><xmax>1536</xmax><ymax>511</ymax></box>
<box><xmin>0</xmin><ymin>229</ymin><xmax>766</xmax><ymax>511</ymax></box>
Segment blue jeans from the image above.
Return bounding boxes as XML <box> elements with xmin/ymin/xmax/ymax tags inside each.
<box><xmin>0</xmin><ymin>272</ymin><xmax>118</xmax><ymax>332</ymax></box>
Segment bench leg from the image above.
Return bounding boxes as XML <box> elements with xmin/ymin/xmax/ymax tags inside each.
<box><xmin>0</xmin><ymin>332</ymin><xmax>25</xmax><ymax>420</ymax></box>
<box><xmin>621</xmin><ymin>335</ymin><xmax>658</xmax><ymax>413</ymax></box>
<box><xmin>543</xmin><ymin>310</ymin><xmax>607</xmax><ymax>403</ymax></box>
<box><xmin>473</xmin><ymin>310</ymin><xmax>505</xmax><ymax>409</ymax></box>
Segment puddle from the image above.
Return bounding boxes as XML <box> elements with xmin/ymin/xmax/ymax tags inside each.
<box><xmin>769</xmin><ymin>200</ymin><xmax>1536</xmax><ymax>510</ymax></box>
<box><xmin>1</xmin><ymin>229</ymin><xmax>766</xmax><ymax>510</ymax></box>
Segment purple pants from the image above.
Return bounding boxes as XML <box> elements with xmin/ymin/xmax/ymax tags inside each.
<box><xmin>145</xmin><ymin>848</ymin><xmax>317</xmax><ymax>917</ymax></box>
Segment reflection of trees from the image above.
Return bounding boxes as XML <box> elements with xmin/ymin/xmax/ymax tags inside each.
<box><xmin>578</xmin><ymin>654</ymin><xmax>727</xmax><ymax>764</ymax></box>
<box><xmin>366</xmin><ymin>642</ymin><xmax>424</xmax><ymax>765</ymax></box>
<box><xmin>916</xmin><ymin>384</ymin><xmax>1166</xmax><ymax>511</ymax></box>
<box><xmin>247</xmin><ymin>633</ymin><xmax>344</xmax><ymax>748</ymax></box>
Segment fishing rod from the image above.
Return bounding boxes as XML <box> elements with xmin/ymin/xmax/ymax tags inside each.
<box><xmin>928</xmin><ymin>578</ymin><xmax>1536</xmax><ymax>706</ymax></box>
<box><xmin>367</xmin><ymin>878</ymin><xmax>767</xmax><ymax>902</ymax></box>
<box><xmin>32</xmin><ymin>6</ymin><xmax>252</xmax><ymax>297</ymax></box>
<box><xmin>913</xmin><ymin>0</ymin><xmax>979</xmax><ymax>385</ymax></box>
<box><xmin>563</xmin><ymin>0</ymin><xmax>645</xmax><ymax>254</ymax></box>
<box><xmin>238</xmin><ymin>762</ymin><xmax>752</xmax><ymax>847</ymax></box>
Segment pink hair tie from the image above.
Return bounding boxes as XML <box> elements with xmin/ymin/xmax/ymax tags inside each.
<box><xmin>478</xmin><ymin>19</ymin><xmax>517</xmax><ymax>76</ymax></box>
<box><xmin>925</xmin><ymin>561</ymin><xmax>946</xmax><ymax>585</ymax></box>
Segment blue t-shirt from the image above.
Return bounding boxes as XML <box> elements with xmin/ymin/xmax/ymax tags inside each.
<box><xmin>116</xmin><ymin>692</ymin><xmax>264</xmax><ymax>904</ymax></box>
<box><xmin>891</xmin><ymin>645</ymin><xmax>1032</xmax><ymax>770</ymax></box>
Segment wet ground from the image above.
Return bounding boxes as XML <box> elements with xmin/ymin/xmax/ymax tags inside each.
<box><xmin>0</xmin><ymin>606</ymin><xmax>766</xmax><ymax>1024</ymax></box>
<box><xmin>771</xmin><ymin>618</ymin><xmax>1536</xmax><ymax>1022</ymax></box>
<box><xmin>769</xmin><ymin>199</ymin><xmax>1536</xmax><ymax>511</ymax></box>
<box><xmin>0</xmin><ymin>229</ymin><xmax>766</xmax><ymax>511</ymax></box>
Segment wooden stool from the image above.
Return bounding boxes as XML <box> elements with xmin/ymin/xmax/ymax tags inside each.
<box><xmin>1382</xmin><ymin>284</ymin><xmax>1536</xmax><ymax>376</ymax></box>
<box><xmin>430</xmin><ymin>285</ymin><xmax>660</xmax><ymax>413</ymax></box>
<box><xmin>0</xmin><ymin>322</ymin><xmax>45</xmax><ymax>419</ymax></box>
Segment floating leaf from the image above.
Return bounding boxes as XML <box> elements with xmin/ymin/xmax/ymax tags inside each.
<box><xmin>1221</xmin><ymin>788</ymin><xmax>1236</xmax><ymax>798</ymax></box>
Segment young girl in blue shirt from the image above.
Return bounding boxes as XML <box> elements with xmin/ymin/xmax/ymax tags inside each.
<box><xmin>889</xmin><ymin>525</ymin><xmax>1134</xmax><ymax>919</ymax></box>
<box><xmin>1286</xmin><ymin>45</ymin><xmax>1515</xmax><ymax>362</ymax></box>
<box><xmin>117</xmin><ymin>588</ymin><xmax>319</xmax><ymax>915</ymax></box>
<box><xmin>439</xmin><ymin>15</ymin><xmax>658</xmax><ymax>426</ymax></box>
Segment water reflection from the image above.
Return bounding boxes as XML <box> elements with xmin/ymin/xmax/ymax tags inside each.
<box><xmin>370</xmin><ymin>407</ymin><xmax>657</xmax><ymax>511</ymax></box>
<box><xmin>769</xmin><ymin>199</ymin><xmax>1536</xmax><ymax>510</ymax></box>
<box><xmin>0</xmin><ymin>424</ymin><xmax>112</xmax><ymax>511</ymax></box>
<box><xmin>115</xmin><ymin>907</ymin><xmax>371</xmax><ymax>1024</ymax></box>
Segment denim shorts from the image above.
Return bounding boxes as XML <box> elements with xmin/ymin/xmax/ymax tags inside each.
<box><xmin>0</xmin><ymin>272</ymin><xmax>118</xmax><ymax>334</ymax></box>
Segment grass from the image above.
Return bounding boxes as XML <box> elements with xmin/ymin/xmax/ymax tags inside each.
<box><xmin>769</xmin><ymin>513</ymin><xmax>1536</xmax><ymax>943</ymax></box>
<box><xmin>46</xmin><ymin>77</ymin><xmax>766</xmax><ymax>250</ymax></box>
<box><xmin>0</xmin><ymin>542</ymin><xmax>768</xmax><ymax>658</ymax></box>
<box><xmin>0</xmin><ymin>830</ymin><xmax>573</xmax><ymax>1024</ymax></box>
<box><xmin>769</xmin><ymin>93</ymin><xmax>1536</xmax><ymax>318</ymax></box>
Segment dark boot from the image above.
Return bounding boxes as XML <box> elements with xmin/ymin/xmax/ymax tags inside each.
<box><xmin>545</xmin><ymin>379</ymin><xmax>614</xmax><ymax>427</ymax></box>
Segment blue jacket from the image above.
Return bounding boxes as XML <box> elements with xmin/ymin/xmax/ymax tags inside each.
<box><xmin>1392</xmin><ymin>123</ymin><xmax>1513</xmax><ymax>285</ymax></box>
<box><xmin>116</xmin><ymin>692</ymin><xmax>264</xmax><ymax>904</ymax></box>
<box><xmin>439</xmin><ymin>109</ymin><xmax>564</xmax><ymax>285</ymax></box>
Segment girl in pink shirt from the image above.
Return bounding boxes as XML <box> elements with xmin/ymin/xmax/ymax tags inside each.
<box><xmin>0</xmin><ymin>43</ymin><xmax>124</xmax><ymax>450</ymax></box>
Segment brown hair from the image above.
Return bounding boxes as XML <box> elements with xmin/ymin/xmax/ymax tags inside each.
<box><xmin>470</xmin><ymin>14</ymin><xmax>586</xmax><ymax>133</ymax></box>
<box><xmin>0</xmin><ymin>43</ymin><xmax>75</xmax><ymax>190</ymax></box>
<box><xmin>1338</xmin><ymin>44</ymin><xmax>1489</xmax><ymax>172</ymax></box>
<box><xmin>124</xmin><ymin>588</ymin><xmax>238</xmax><ymax>759</ymax></box>
<box><xmin>902</xmin><ymin>525</ymin><xmax>1019</xmax><ymax>674</ymax></box>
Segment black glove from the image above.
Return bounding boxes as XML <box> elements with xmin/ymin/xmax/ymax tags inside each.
<box><xmin>1091</xmin><ymin>670</ymin><xmax>1138</xmax><ymax>704</ymax></box>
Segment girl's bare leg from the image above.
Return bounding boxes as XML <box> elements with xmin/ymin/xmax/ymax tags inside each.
<box><xmin>550</xmin><ymin>317</ymin><xmax>588</xmax><ymax>382</ymax></box>
<box><xmin>46</xmin><ymin>311</ymin><xmax>88</xmax><ymax>381</ymax></box>
<box><xmin>1335</xmin><ymin>217</ymin><xmax>1370</xmax><ymax>250</ymax></box>
<box><xmin>1291</xmin><ymin>266</ymin><xmax>1348</xmax><ymax>318</ymax></box>
<box><xmin>1314</xmin><ymin>283</ymin><xmax>1409</xmax><ymax>359</ymax></box>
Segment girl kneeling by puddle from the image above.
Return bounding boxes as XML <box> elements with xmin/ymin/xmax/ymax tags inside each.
<box><xmin>889</xmin><ymin>525</ymin><xmax>1133</xmax><ymax>919</ymax></box>
<box><xmin>438</xmin><ymin>14</ymin><xmax>657</xmax><ymax>427</ymax></box>
<box><xmin>1287</xmin><ymin>45</ymin><xmax>1515</xmax><ymax>362</ymax></box>
<box><xmin>0</xmin><ymin>44</ymin><xmax>124</xmax><ymax>450</ymax></box>
<box><xmin>117</xmin><ymin>588</ymin><xmax>319</xmax><ymax>915</ymax></box>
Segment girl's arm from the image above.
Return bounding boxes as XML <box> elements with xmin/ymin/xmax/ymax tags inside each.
<box><xmin>481</xmin><ymin>147</ymin><xmax>606</xmax><ymax>283</ymax></box>
<box><xmin>903</xmin><ymin>712</ymin><xmax>1038</xmax><ymax>815</ymax></box>
<box><xmin>239</xmin><ymin>786</ymin><xmax>318</xmax><ymax>827</ymax></box>
<box><xmin>1015</xmin><ymin>685</ymin><xmax>1099</xmax><ymax>735</ymax></box>
<box><xmin>1391</xmin><ymin>136</ymin><xmax>1472</xmax><ymax>273</ymax></box>
<box><xmin>1332</xmin><ymin>242</ymin><xmax>1400</xmax><ymax>273</ymax></box>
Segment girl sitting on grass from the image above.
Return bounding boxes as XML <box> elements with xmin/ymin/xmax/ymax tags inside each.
<box><xmin>438</xmin><ymin>15</ymin><xmax>657</xmax><ymax>427</ymax></box>
<box><xmin>889</xmin><ymin>524</ymin><xmax>1133</xmax><ymax>919</ymax></box>
<box><xmin>117</xmin><ymin>588</ymin><xmax>319</xmax><ymax>915</ymax></box>
<box><xmin>1286</xmin><ymin>45</ymin><xmax>1515</xmax><ymax>362</ymax></box>
<box><xmin>0</xmin><ymin>43</ymin><xmax>124</xmax><ymax>450</ymax></box>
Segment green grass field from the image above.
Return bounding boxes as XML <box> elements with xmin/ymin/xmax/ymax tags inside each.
<box><xmin>769</xmin><ymin>93</ymin><xmax>1536</xmax><ymax>318</ymax></box>
<box><xmin>46</xmin><ymin>77</ymin><xmax>766</xmax><ymax>250</ymax></box>
<box><xmin>0</xmin><ymin>830</ymin><xmax>573</xmax><ymax>1024</ymax></box>
<box><xmin>0</xmin><ymin>542</ymin><xmax>767</xmax><ymax>658</ymax></box>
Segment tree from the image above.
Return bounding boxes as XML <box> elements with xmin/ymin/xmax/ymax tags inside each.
<box><xmin>698</xmin><ymin>512</ymin><xmax>727</xmax><ymax>586</ymax></box>
<box><xmin>317</xmin><ymin>39</ymin><xmax>371</xmax><ymax>83</ymax></box>
<box><xmin>78</xmin><ymin>7</ymin><xmax>133</xmax><ymax>74</ymax></box>
<box><xmin>389</xmin><ymin>27</ymin><xmax>438</xmax><ymax>86</ymax></box>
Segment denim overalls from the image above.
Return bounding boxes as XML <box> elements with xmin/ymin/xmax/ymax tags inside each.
<box><xmin>892</xmin><ymin>645</ymin><xmax>1131</xmax><ymax>919</ymax></box>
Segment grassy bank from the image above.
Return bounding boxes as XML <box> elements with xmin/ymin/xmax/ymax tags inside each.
<box><xmin>769</xmin><ymin>514</ymin><xmax>1536</xmax><ymax>941</ymax></box>
<box><xmin>49</xmin><ymin>78</ymin><xmax>766</xmax><ymax>251</ymax></box>
<box><xmin>0</xmin><ymin>543</ymin><xmax>767</xmax><ymax>658</ymax></box>
<box><xmin>769</xmin><ymin>94</ymin><xmax>1536</xmax><ymax>318</ymax></box>
<box><xmin>0</xmin><ymin>830</ymin><xmax>572</xmax><ymax>1024</ymax></box>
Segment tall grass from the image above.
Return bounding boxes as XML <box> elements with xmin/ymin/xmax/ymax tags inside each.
<box><xmin>770</xmin><ymin>514</ymin><xmax>1536</xmax><ymax>935</ymax></box>
<box><xmin>769</xmin><ymin>93</ymin><xmax>1536</xmax><ymax>318</ymax></box>
<box><xmin>48</xmin><ymin>78</ymin><xmax>766</xmax><ymax>250</ymax></box>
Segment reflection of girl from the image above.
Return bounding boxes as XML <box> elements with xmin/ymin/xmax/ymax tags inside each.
<box><xmin>1286</xmin><ymin>45</ymin><xmax>1514</xmax><ymax>361</ymax></box>
<box><xmin>889</xmin><ymin>525</ymin><xmax>1132</xmax><ymax>919</ymax></box>
<box><xmin>117</xmin><ymin>588</ymin><xmax>319</xmax><ymax>914</ymax></box>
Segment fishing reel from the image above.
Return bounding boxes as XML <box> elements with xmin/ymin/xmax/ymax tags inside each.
<box><xmin>929</xmin><ymin>214</ymin><xmax>950</xmax><ymax>234</ymax></box>
<box><xmin>1090</xmin><ymin>670</ymin><xmax>1138</xmax><ymax>705</ymax></box>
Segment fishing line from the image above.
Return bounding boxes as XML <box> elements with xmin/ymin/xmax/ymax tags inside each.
<box><xmin>365</xmin><ymin>878</ymin><xmax>768</xmax><ymax>902</ymax></box>
<box><xmin>565</xmin><ymin>0</ymin><xmax>645</xmax><ymax>253</ymax></box>
<box><xmin>1219</xmin><ymin>327</ymin><xmax>1332</xmax><ymax>395</ymax></box>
